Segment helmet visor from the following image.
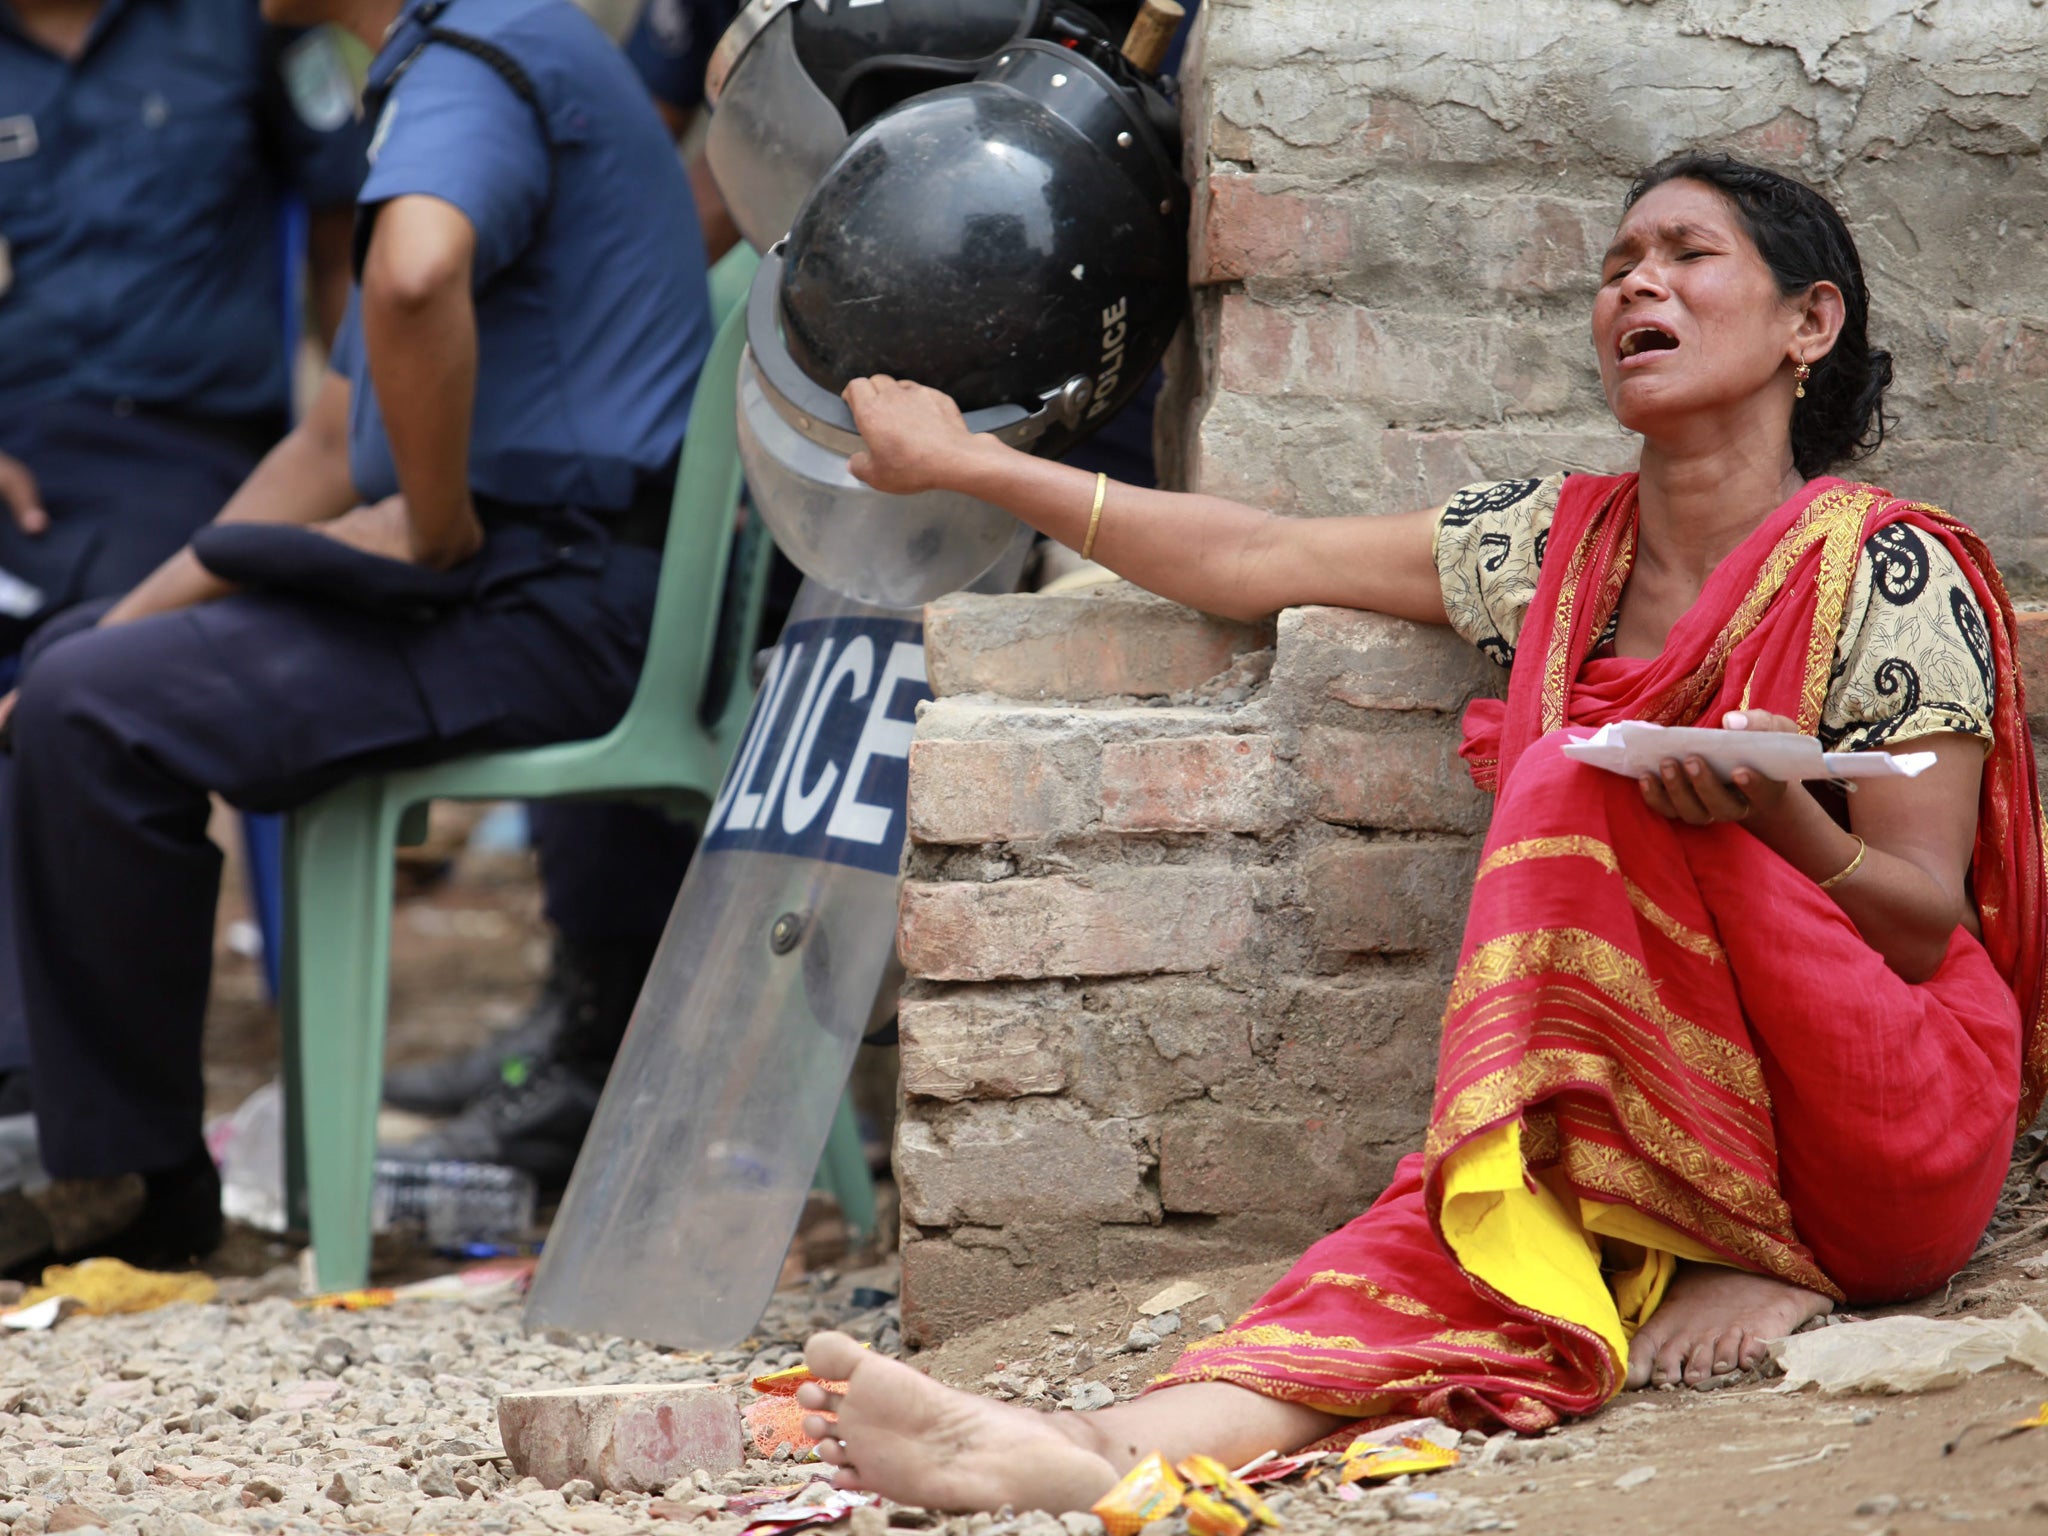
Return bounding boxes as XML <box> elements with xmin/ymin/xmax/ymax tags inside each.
<box><xmin>737</xmin><ymin>350</ymin><xmax>1025</xmax><ymax>609</ymax></box>
<box><xmin>705</xmin><ymin>9</ymin><xmax>849</xmax><ymax>253</ymax></box>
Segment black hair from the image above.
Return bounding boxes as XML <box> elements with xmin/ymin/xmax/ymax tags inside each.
<box><xmin>1625</xmin><ymin>152</ymin><xmax>1892</xmax><ymax>480</ymax></box>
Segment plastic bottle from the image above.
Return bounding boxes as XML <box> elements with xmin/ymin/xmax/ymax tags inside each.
<box><xmin>371</xmin><ymin>1159</ymin><xmax>536</xmax><ymax>1249</ymax></box>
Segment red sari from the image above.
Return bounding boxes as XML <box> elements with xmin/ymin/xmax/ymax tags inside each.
<box><xmin>1157</xmin><ymin>475</ymin><xmax>2048</xmax><ymax>1430</ymax></box>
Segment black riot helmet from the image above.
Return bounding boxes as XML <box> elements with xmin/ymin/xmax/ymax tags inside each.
<box><xmin>736</xmin><ymin>33</ymin><xmax>1190</xmax><ymax>607</ymax></box>
<box><xmin>706</xmin><ymin>0</ymin><xmax>1163</xmax><ymax>251</ymax></box>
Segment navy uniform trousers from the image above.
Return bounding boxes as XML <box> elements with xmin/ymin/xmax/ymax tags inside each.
<box><xmin>10</xmin><ymin>514</ymin><xmax>660</xmax><ymax>1178</ymax></box>
<box><xmin>0</xmin><ymin>402</ymin><xmax>271</xmax><ymax>1077</ymax></box>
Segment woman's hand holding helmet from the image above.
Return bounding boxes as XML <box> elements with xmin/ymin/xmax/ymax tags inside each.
<box><xmin>842</xmin><ymin>375</ymin><xmax>993</xmax><ymax>496</ymax></box>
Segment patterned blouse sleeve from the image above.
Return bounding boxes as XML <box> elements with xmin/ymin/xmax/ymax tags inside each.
<box><xmin>1432</xmin><ymin>474</ymin><xmax>1567</xmax><ymax>669</ymax></box>
<box><xmin>1821</xmin><ymin>522</ymin><xmax>1997</xmax><ymax>753</ymax></box>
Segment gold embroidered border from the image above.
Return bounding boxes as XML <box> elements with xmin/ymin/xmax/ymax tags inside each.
<box><xmin>1441</xmin><ymin>989</ymin><xmax>1777</xmax><ymax>1147</ymax></box>
<box><xmin>1643</xmin><ymin>486</ymin><xmax>1881</xmax><ymax>728</ymax></box>
<box><xmin>1477</xmin><ymin>838</ymin><xmax>1725</xmax><ymax>962</ymax></box>
<box><xmin>1445</xmin><ymin>928</ymin><xmax>1767</xmax><ymax>1103</ymax></box>
<box><xmin>1541</xmin><ymin>489</ymin><xmax>1638</xmax><ymax>733</ymax></box>
<box><xmin>1300</xmin><ymin>1270</ymin><xmax>1447</xmax><ymax>1322</ymax></box>
<box><xmin>1426</xmin><ymin>1044</ymin><xmax>1791</xmax><ymax>1233</ymax></box>
<box><xmin>1560</xmin><ymin>1136</ymin><xmax>1839</xmax><ymax>1299</ymax></box>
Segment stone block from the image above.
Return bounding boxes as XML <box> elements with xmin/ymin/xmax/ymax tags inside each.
<box><xmin>2017</xmin><ymin>609</ymin><xmax>2048</xmax><ymax>734</ymax></box>
<box><xmin>497</xmin><ymin>1386</ymin><xmax>743</xmax><ymax>1492</ymax></box>
<box><xmin>1270</xmin><ymin>607</ymin><xmax>1504</xmax><ymax>716</ymax></box>
<box><xmin>899</xmin><ymin>867</ymin><xmax>1255</xmax><ymax>981</ymax></box>
<box><xmin>1306</xmin><ymin>842</ymin><xmax>1479</xmax><ymax>958</ymax></box>
<box><xmin>1064</xmin><ymin>976</ymin><xmax>1262</xmax><ymax>1117</ymax></box>
<box><xmin>1214</xmin><ymin>295</ymin><xmax>1589</xmax><ymax>423</ymax></box>
<box><xmin>1100</xmin><ymin>735</ymin><xmax>1281</xmax><ymax>834</ymax></box>
<box><xmin>1194</xmin><ymin>174</ymin><xmax>1356</xmax><ymax>287</ymax></box>
<box><xmin>923</xmin><ymin>589</ymin><xmax>1272</xmax><ymax>702</ymax></box>
<box><xmin>899</xmin><ymin>1225</ymin><xmax>1103</xmax><ymax>1348</ymax></box>
<box><xmin>896</xmin><ymin>1107</ymin><xmax>1153</xmax><ymax>1226</ymax></box>
<box><xmin>898</xmin><ymin>996</ymin><xmax>1069</xmax><ymax>1103</ymax></box>
<box><xmin>906</xmin><ymin>737</ymin><xmax>1096</xmax><ymax>845</ymax></box>
<box><xmin>1156</xmin><ymin>1108</ymin><xmax>1388</xmax><ymax>1224</ymax></box>
<box><xmin>1299</xmin><ymin>725</ymin><xmax>1492</xmax><ymax>835</ymax></box>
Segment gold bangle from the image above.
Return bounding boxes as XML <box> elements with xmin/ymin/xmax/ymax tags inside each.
<box><xmin>1817</xmin><ymin>835</ymin><xmax>1867</xmax><ymax>891</ymax></box>
<box><xmin>1080</xmin><ymin>472</ymin><xmax>1108</xmax><ymax>562</ymax></box>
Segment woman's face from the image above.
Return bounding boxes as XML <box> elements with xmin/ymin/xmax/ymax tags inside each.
<box><xmin>1591</xmin><ymin>179</ymin><xmax>1829</xmax><ymax>442</ymax></box>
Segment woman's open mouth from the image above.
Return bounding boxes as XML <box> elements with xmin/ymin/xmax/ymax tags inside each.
<box><xmin>1617</xmin><ymin>324</ymin><xmax>1680</xmax><ymax>365</ymax></box>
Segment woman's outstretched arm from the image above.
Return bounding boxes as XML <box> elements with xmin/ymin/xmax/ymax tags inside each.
<box><xmin>843</xmin><ymin>376</ymin><xmax>1449</xmax><ymax>626</ymax></box>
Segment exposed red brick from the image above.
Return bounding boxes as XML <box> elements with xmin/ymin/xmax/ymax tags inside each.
<box><xmin>906</xmin><ymin>737</ymin><xmax>1093</xmax><ymax>844</ymax></box>
<box><xmin>923</xmin><ymin>590</ymin><xmax>1272</xmax><ymax>703</ymax></box>
<box><xmin>896</xmin><ymin>1109</ymin><xmax>1152</xmax><ymax>1227</ymax></box>
<box><xmin>1100</xmin><ymin>735</ymin><xmax>1280</xmax><ymax>834</ymax></box>
<box><xmin>1300</xmin><ymin>726</ymin><xmax>1491</xmax><ymax>835</ymax></box>
<box><xmin>1195</xmin><ymin>176</ymin><xmax>1354</xmax><ymax>286</ymax></box>
<box><xmin>899</xmin><ymin>867</ymin><xmax>1255</xmax><ymax>982</ymax></box>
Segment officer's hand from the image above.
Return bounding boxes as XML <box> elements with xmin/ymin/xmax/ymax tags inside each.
<box><xmin>843</xmin><ymin>376</ymin><xmax>980</xmax><ymax>495</ymax></box>
<box><xmin>316</xmin><ymin>496</ymin><xmax>421</xmax><ymax>563</ymax></box>
<box><xmin>0</xmin><ymin>453</ymin><xmax>48</xmax><ymax>536</ymax></box>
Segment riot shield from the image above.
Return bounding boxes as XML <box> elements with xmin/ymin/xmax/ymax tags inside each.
<box><xmin>525</xmin><ymin>558</ymin><xmax>1019</xmax><ymax>1346</ymax></box>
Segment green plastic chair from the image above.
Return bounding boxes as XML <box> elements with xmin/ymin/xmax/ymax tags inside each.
<box><xmin>279</xmin><ymin>247</ymin><xmax>878</xmax><ymax>1291</ymax></box>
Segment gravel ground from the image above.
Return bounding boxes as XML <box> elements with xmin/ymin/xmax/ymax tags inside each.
<box><xmin>8</xmin><ymin>825</ymin><xmax>2016</xmax><ymax>1536</ymax></box>
<box><xmin>0</xmin><ymin>1263</ymin><xmax>903</xmax><ymax>1536</ymax></box>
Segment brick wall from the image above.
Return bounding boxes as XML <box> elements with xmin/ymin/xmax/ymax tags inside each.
<box><xmin>895</xmin><ymin>592</ymin><xmax>1500</xmax><ymax>1343</ymax></box>
<box><xmin>897</xmin><ymin>0</ymin><xmax>2048</xmax><ymax>1342</ymax></box>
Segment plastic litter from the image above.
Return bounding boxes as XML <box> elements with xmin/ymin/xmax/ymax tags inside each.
<box><xmin>1179</xmin><ymin>1454</ymin><xmax>1278</xmax><ymax>1536</ymax></box>
<box><xmin>1769</xmin><ymin>1305</ymin><xmax>2048</xmax><ymax>1393</ymax></box>
<box><xmin>1339</xmin><ymin>1437</ymin><xmax>1460</xmax><ymax>1483</ymax></box>
<box><xmin>1231</xmin><ymin>1451</ymin><xmax>1329</xmax><ymax>1488</ymax></box>
<box><xmin>207</xmin><ymin>1078</ymin><xmax>287</xmax><ymax>1233</ymax></box>
<box><xmin>371</xmin><ymin>1158</ymin><xmax>536</xmax><ymax>1248</ymax></box>
<box><xmin>7</xmin><ymin>1258</ymin><xmax>215</xmax><ymax>1324</ymax></box>
<box><xmin>743</xmin><ymin>1364</ymin><xmax>848</xmax><ymax>1459</ymax></box>
<box><xmin>1091</xmin><ymin>1451</ymin><xmax>1185</xmax><ymax>1536</ymax></box>
<box><xmin>737</xmin><ymin>1485</ymin><xmax>875</xmax><ymax>1536</ymax></box>
<box><xmin>299</xmin><ymin>1257</ymin><xmax>535</xmax><ymax>1312</ymax></box>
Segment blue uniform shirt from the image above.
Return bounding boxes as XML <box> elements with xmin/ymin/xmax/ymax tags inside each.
<box><xmin>624</xmin><ymin>0</ymin><xmax>738</xmax><ymax>114</ymax></box>
<box><xmin>0</xmin><ymin>0</ymin><xmax>367</xmax><ymax>422</ymax></box>
<box><xmin>336</xmin><ymin>0</ymin><xmax>712</xmax><ymax>515</ymax></box>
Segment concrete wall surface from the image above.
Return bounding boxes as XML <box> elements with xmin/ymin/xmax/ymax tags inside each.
<box><xmin>896</xmin><ymin>0</ymin><xmax>2048</xmax><ymax>1342</ymax></box>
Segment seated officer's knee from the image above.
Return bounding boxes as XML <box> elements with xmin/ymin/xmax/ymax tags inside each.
<box><xmin>12</xmin><ymin>619</ymin><xmax>160</xmax><ymax>765</ymax></box>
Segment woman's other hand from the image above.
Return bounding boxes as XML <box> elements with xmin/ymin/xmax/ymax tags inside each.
<box><xmin>1639</xmin><ymin>708</ymin><xmax>1798</xmax><ymax>825</ymax></box>
<box><xmin>842</xmin><ymin>375</ymin><xmax>988</xmax><ymax>495</ymax></box>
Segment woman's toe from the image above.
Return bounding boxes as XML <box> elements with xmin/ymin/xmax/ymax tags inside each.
<box><xmin>797</xmin><ymin>1382</ymin><xmax>840</xmax><ymax>1412</ymax></box>
<box><xmin>803</xmin><ymin>1414</ymin><xmax>839</xmax><ymax>1444</ymax></box>
<box><xmin>1652</xmin><ymin>1336</ymin><xmax>1689</xmax><ymax>1386</ymax></box>
<box><xmin>805</xmin><ymin>1331</ymin><xmax>868</xmax><ymax>1381</ymax></box>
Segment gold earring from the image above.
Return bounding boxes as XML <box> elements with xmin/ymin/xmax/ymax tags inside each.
<box><xmin>1793</xmin><ymin>360</ymin><xmax>1811</xmax><ymax>399</ymax></box>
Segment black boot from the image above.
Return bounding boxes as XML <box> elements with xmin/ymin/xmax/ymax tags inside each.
<box><xmin>0</xmin><ymin>1142</ymin><xmax>221</xmax><ymax>1278</ymax></box>
<box><xmin>382</xmin><ymin>941</ymin><xmax>576</xmax><ymax>1116</ymax></box>
<box><xmin>379</xmin><ymin>935</ymin><xmax>657</xmax><ymax>1188</ymax></box>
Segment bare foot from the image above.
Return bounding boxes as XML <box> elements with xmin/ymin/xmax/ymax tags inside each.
<box><xmin>797</xmin><ymin>1332</ymin><xmax>1121</xmax><ymax>1514</ymax></box>
<box><xmin>1625</xmin><ymin>1262</ymin><xmax>1834</xmax><ymax>1389</ymax></box>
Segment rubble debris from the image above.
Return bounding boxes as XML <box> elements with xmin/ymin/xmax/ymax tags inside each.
<box><xmin>1139</xmin><ymin>1282</ymin><xmax>1210</xmax><ymax>1318</ymax></box>
<box><xmin>498</xmin><ymin>1383</ymin><xmax>746</xmax><ymax>1491</ymax></box>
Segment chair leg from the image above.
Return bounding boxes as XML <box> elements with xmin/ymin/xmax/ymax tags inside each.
<box><xmin>815</xmin><ymin>1091</ymin><xmax>878</xmax><ymax>1245</ymax></box>
<box><xmin>282</xmin><ymin>781</ymin><xmax>403</xmax><ymax>1293</ymax></box>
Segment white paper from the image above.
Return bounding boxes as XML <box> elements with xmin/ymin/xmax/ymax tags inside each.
<box><xmin>1560</xmin><ymin>722</ymin><xmax>1935</xmax><ymax>783</ymax></box>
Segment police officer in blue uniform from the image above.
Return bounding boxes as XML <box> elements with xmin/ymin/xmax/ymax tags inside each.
<box><xmin>0</xmin><ymin>0</ymin><xmax>366</xmax><ymax>1115</ymax></box>
<box><xmin>625</xmin><ymin>0</ymin><xmax>740</xmax><ymax>255</ymax></box>
<box><xmin>380</xmin><ymin>0</ymin><xmax>748</xmax><ymax>1183</ymax></box>
<box><xmin>0</xmin><ymin>0</ymin><xmax>714</xmax><ymax>1268</ymax></box>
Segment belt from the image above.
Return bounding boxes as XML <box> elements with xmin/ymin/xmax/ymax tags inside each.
<box><xmin>474</xmin><ymin>471</ymin><xmax>675</xmax><ymax>553</ymax></box>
